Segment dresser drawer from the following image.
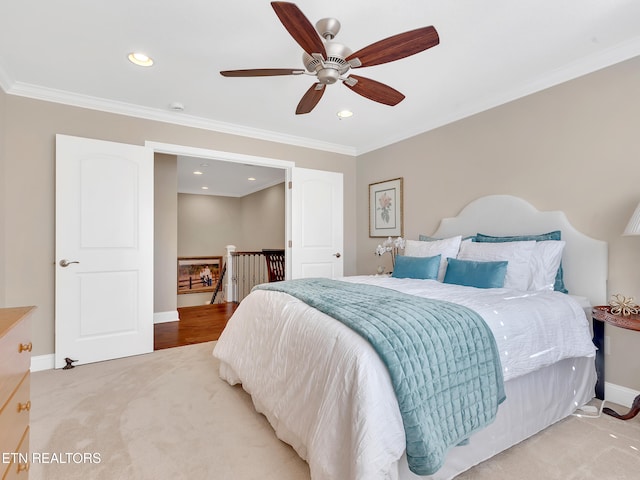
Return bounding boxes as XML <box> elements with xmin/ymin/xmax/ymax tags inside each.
<box><xmin>0</xmin><ymin>310</ymin><xmax>32</xmax><ymax>405</ymax></box>
<box><xmin>0</xmin><ymin>372</ymin><xmax>30</xmax><ymax>460</ymax></box>
<box><xmin>2</xmin><ymin>426</ymin><xmax>29</xmax><ymax>480</ymax></box>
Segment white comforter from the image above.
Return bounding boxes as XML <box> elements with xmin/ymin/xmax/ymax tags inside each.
<box><xmin>212</xmin><ymin>276</ymin><xmax>596</xmax><ymax>480</ymax></box>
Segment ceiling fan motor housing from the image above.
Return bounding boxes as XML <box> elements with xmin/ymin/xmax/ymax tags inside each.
<box><xmin>302</xmin><ymin>41</ymin><xmax>352</xmax><ymax>84</ymax></box>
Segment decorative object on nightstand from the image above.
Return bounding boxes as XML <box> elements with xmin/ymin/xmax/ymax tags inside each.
<box><xmin>608</xmin><ymin>293</ymin><xmax>639</xmax><ymax>316</ymax></box>
<box><xmin>375</xmin><ymin>236</ymin><xmax>405</xmax><ymax>268</ymax></box>
<box><xmin>592</xmin><ymin>305</ymin><xmax>640</xmax><ymax>420</ymax></box>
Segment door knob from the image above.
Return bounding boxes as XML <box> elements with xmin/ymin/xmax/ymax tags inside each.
<box><xmin>59</xmin><ymin>259</ymin><xmax>80</xmax><ymax>267</ymax></box>
<box><xmin>333</xmin><ymin>253</ymin><xmax>341</xmax><ymax>258</ymax></box>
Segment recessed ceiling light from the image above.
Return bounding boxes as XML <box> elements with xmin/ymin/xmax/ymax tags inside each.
<box><xmin>248</xmin><ymin>177</ymin><xmax>256</xmax><ymax>181</ymax></box>
<box><xmin>201</xmin><ymin>186</ymin><xmax>209</xmax><ymax>190</ymax></box>
<box><xmin>337</xmin><ymin>110</ymin><xmax>353</xmax><ymax>119</ymax></box>
<box><xmin>193</xmin><ymin>171</ymin><xmax>203</xmax><ymax>175</ymax></box>
<box><xmin>128</xmin><ymin>52</ymin><xmax>154</xmax><ymax>67</ymax></box>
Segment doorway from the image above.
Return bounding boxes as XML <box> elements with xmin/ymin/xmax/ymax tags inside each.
<box><xmin>150</xmin><ymin>142</ymin><xmax>293</xmax><ymax>349</ymax></box>
<box><xmin>174</xmin><ymin>156</ymin><xmax>286</xmax><ymax>308</ymax></box>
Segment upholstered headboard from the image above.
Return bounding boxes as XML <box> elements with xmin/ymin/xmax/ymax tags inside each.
<box><xmin>432</xmin><ymin>195</ymin><xmax>608</xmax><ymax>305</ymax></box>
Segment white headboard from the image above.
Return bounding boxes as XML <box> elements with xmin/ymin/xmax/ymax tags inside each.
<box><xmin>432</xmin><ymin>195</ymin><xmax>608</xmax><ymax>305</ymax></box>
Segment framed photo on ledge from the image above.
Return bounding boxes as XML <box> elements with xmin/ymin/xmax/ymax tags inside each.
<box><xmin>369</xmin><ymin>177</ymin><xmax>403</xmax><ymax>237</ymax></box>
<box><xmin>177</xmin><ymin>256</ymin><xmax>222</xmax><ymax>294</ymax></box>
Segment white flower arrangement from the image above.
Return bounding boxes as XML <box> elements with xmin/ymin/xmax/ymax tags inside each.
<box><xmin>375</xmin><ymin>236</ymin><xmax>405</xmax><ymax>267</ymax></box>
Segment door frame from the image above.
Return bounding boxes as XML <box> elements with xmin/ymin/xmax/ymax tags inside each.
<box><xmin>146</xmin><ymin>142</ymin><xmax>296</xmax><ymax>277</ymax></box>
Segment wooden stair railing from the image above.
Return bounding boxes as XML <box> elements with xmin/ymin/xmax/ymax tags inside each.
<box><xmin>263</xmin><ymin>249</ymin><xmax>285</xmax><ymax>282</ymax></box>
<box><xmin>209</xmin><ymin>262</ymin><xmax>227</xmax><ymax>304</ymax></box>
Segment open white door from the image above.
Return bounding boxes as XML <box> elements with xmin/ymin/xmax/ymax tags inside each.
<box><xmin>290</xmin><ymin>167</ymin><xmax>343</xmax><ymax>279</ymax></box>
<box><xmin>55</xmin><ymin>134</ymin><xmax>154</xmax><ymax>368</ymax></box>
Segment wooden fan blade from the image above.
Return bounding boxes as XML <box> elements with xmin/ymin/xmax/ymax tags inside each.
<box><xmin>343</xmin><ymin>75</ymin><xmax>405</xmax><ymax>106</ymax></box>
<box><xmin>271</xmin><ymin>2</ymin><xmax>327</xmax><ymax>58</ymax></box>
<box><xmin>346</xmin><ymin>26</ymin><xmax>439</xmax><ymax>68</ymax></box>
<box><xmin>220</xmin><ymin>68</ymin><xmax>304</xmax><ymax>77</ymax></box>
<box><xmin>296</xmin><ymin>83</ymin><xmax>325</xmax><ymax>114</ymax></box>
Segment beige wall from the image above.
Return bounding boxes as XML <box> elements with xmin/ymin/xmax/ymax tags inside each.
<box><xmin>357</xmin><ymin>56</ymin><xmax>640</xmax><ymax>391</ymax></box>
<box><xmin>240</xmin><ymin>183</ymin><xmax>286</xmax><ymax>251</ymax></box>
<box><xmin>177</xmin><ymin>193</ymin><xmax>243</xmax><ymax>256</ymax></box>
<box><xmin>175</xmin><ymin>183</ymin><xmax>285</xmax><ymax>307</ymax></box>
<box><xmin>1</xmin><ymin>95</ymin><xmax>356</xmax><ymax>356</ymax></box>
<box><xmin>154</xmin><ymin>153</ymin><xmax>178</xmax><ymax>314</ymax></box>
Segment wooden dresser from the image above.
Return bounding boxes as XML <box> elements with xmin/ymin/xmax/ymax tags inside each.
<box><xmin>1</xmin><ymin>306</ymin><xmax>34</xmax><ymax>479</ymax></box>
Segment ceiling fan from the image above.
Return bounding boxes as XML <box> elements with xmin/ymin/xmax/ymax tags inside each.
<box><xmin>220</xmin><ymin>2</ymin><xmax>439</xmax><ymax>115</ymax></box>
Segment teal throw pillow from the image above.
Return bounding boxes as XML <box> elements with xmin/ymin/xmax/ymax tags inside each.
<box><xmin>392</xmin><ymin>254</ymin><xmax>441</xmax><ymax>280</ymax></box>
<box><xmin>443</xmin><ymin>258</ymin><xmax>508</xmax><ymax>289</ymax></box>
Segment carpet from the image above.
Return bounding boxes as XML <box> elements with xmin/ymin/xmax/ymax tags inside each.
<box><xmin>29</xmin><ymin>342</ymin><xmax>640</xmax><ymax>479</ymax></box>
<box><xmin>29</xmin><ymin>342</ymin><xmax>309</xmax><ymax>480</ymax></box>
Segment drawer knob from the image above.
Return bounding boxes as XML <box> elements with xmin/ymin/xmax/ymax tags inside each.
<box><xmin>18</xmin><ymin>400</ymin><xmax>31</xmax><ymax>412</ymax></box>
<box><xmin>18</xmin><ymin>342</ymin><xmax>32</xmax><ymax>353</ymax></box>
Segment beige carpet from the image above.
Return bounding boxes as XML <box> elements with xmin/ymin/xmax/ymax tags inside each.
<box><xmin>30</xmin><ymin>342</ymin><xmax>640</xmax><ymax>480</ymax></box>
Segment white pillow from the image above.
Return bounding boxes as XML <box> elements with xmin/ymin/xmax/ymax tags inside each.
<box><xmin>404</xmin><ymin>236</ymin><xmax>462</xmax><ymax>281</ymax></box>
<box><xmin>529</xmin><ymin>240</ymin><xmax>565</xmax><ymax>291</ymax></box>
<box><xmin>456</xmin><ymin>240</ymin><xmax>536</xmax><ymax>291</ymax></box>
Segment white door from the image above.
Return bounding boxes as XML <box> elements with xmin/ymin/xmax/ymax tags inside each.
<box><xmin>290</xmin><ymin>168</ymin><xmax>343</xmax><ymax>279</ymax></box>
<box><xmin>55</xmin><ymin>134</ymin><xmax>154</xmax><ymax>368</ymax></box>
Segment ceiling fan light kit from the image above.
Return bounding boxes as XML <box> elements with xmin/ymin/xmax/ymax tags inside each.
<box><xmin>220</xmin><ymin>2</ymin><xmax>439</xmax><ymax>115</ymax></box>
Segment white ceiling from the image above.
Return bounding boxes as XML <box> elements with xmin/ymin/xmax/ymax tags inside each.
<box><xmin>177</xmin><ymin>156</ymin><xmax>285</xmax><ymax>197</ymax></box>
<box><xmin>1</xmin><ymin>0</ymin><xmax>640</xmax><ymax>159</ymax></box>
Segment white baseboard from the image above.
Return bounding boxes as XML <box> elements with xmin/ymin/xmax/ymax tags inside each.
<box><xmin>154</xmin><ymin>310</ymin><xmax>179</xmax><ymax>324</ymax></box>
<box><xmin>605</xmin><ymin>382</ymin><xmax>639</xmax><ymax>408</ymax></box>
<box><xmin>31</xmin><ymin>354</ymin><xmax>55</xmax><ymax>372</ymax></box>
<box><xmin>30</xmin><ymin>312</ymin><xmax>178</xmax><ymax>372</ymax></box>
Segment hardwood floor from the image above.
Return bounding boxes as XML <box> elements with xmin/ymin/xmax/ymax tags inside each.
<box><xmin>154</xmin><ymin>302</ymin><xmax>238</xmax><ymax>350</ymax></box>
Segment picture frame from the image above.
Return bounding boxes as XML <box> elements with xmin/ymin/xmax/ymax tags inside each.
<box><xmin>177</xmin><ymin>256</ymin><xmax>222</xmax><ymax>294</ymax></box>
<box><xmin>369</xmin><ymin>177</ymin><xmax>403</xmax><ymax>237</ymax></box>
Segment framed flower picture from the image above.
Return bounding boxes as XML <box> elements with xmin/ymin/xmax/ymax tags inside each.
<box><xmin>369</xmin><ymin>177</ymin><xmax>403</xmax><ymax>237</ymax></box>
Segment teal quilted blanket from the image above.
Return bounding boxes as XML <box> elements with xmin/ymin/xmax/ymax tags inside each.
<box><xmin>255</xmin><ymin>278</ymin><xmax>505</xmax><ymax>475</ymax></box>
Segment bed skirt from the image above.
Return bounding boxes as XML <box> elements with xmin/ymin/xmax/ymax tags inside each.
<box><xmin>396</xmin><ymin>356</ymin><xmax>596</xmax><ymax>480</ymax></box>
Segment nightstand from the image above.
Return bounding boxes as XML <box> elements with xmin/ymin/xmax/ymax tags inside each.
<box><xmin>592</xmin><ymin>305</ymin><xmax>640</xmax><ymax>420</ymax></box>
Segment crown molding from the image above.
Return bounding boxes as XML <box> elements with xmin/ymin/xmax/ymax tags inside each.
<box><xmin>5</xmin><ymin>37</ymin><xmax>639</xmax><ymax>157</ymax></box>
<box><xmin>5</xmin><ymin>81</ymin><xmax>357</xmax><ymax>157</ymax></box>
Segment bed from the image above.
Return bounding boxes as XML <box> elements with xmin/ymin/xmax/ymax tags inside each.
<box><xmin>212</xmin><ymin>194</ymin><xmax>607</xmax><ymax>480</ymax></box>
